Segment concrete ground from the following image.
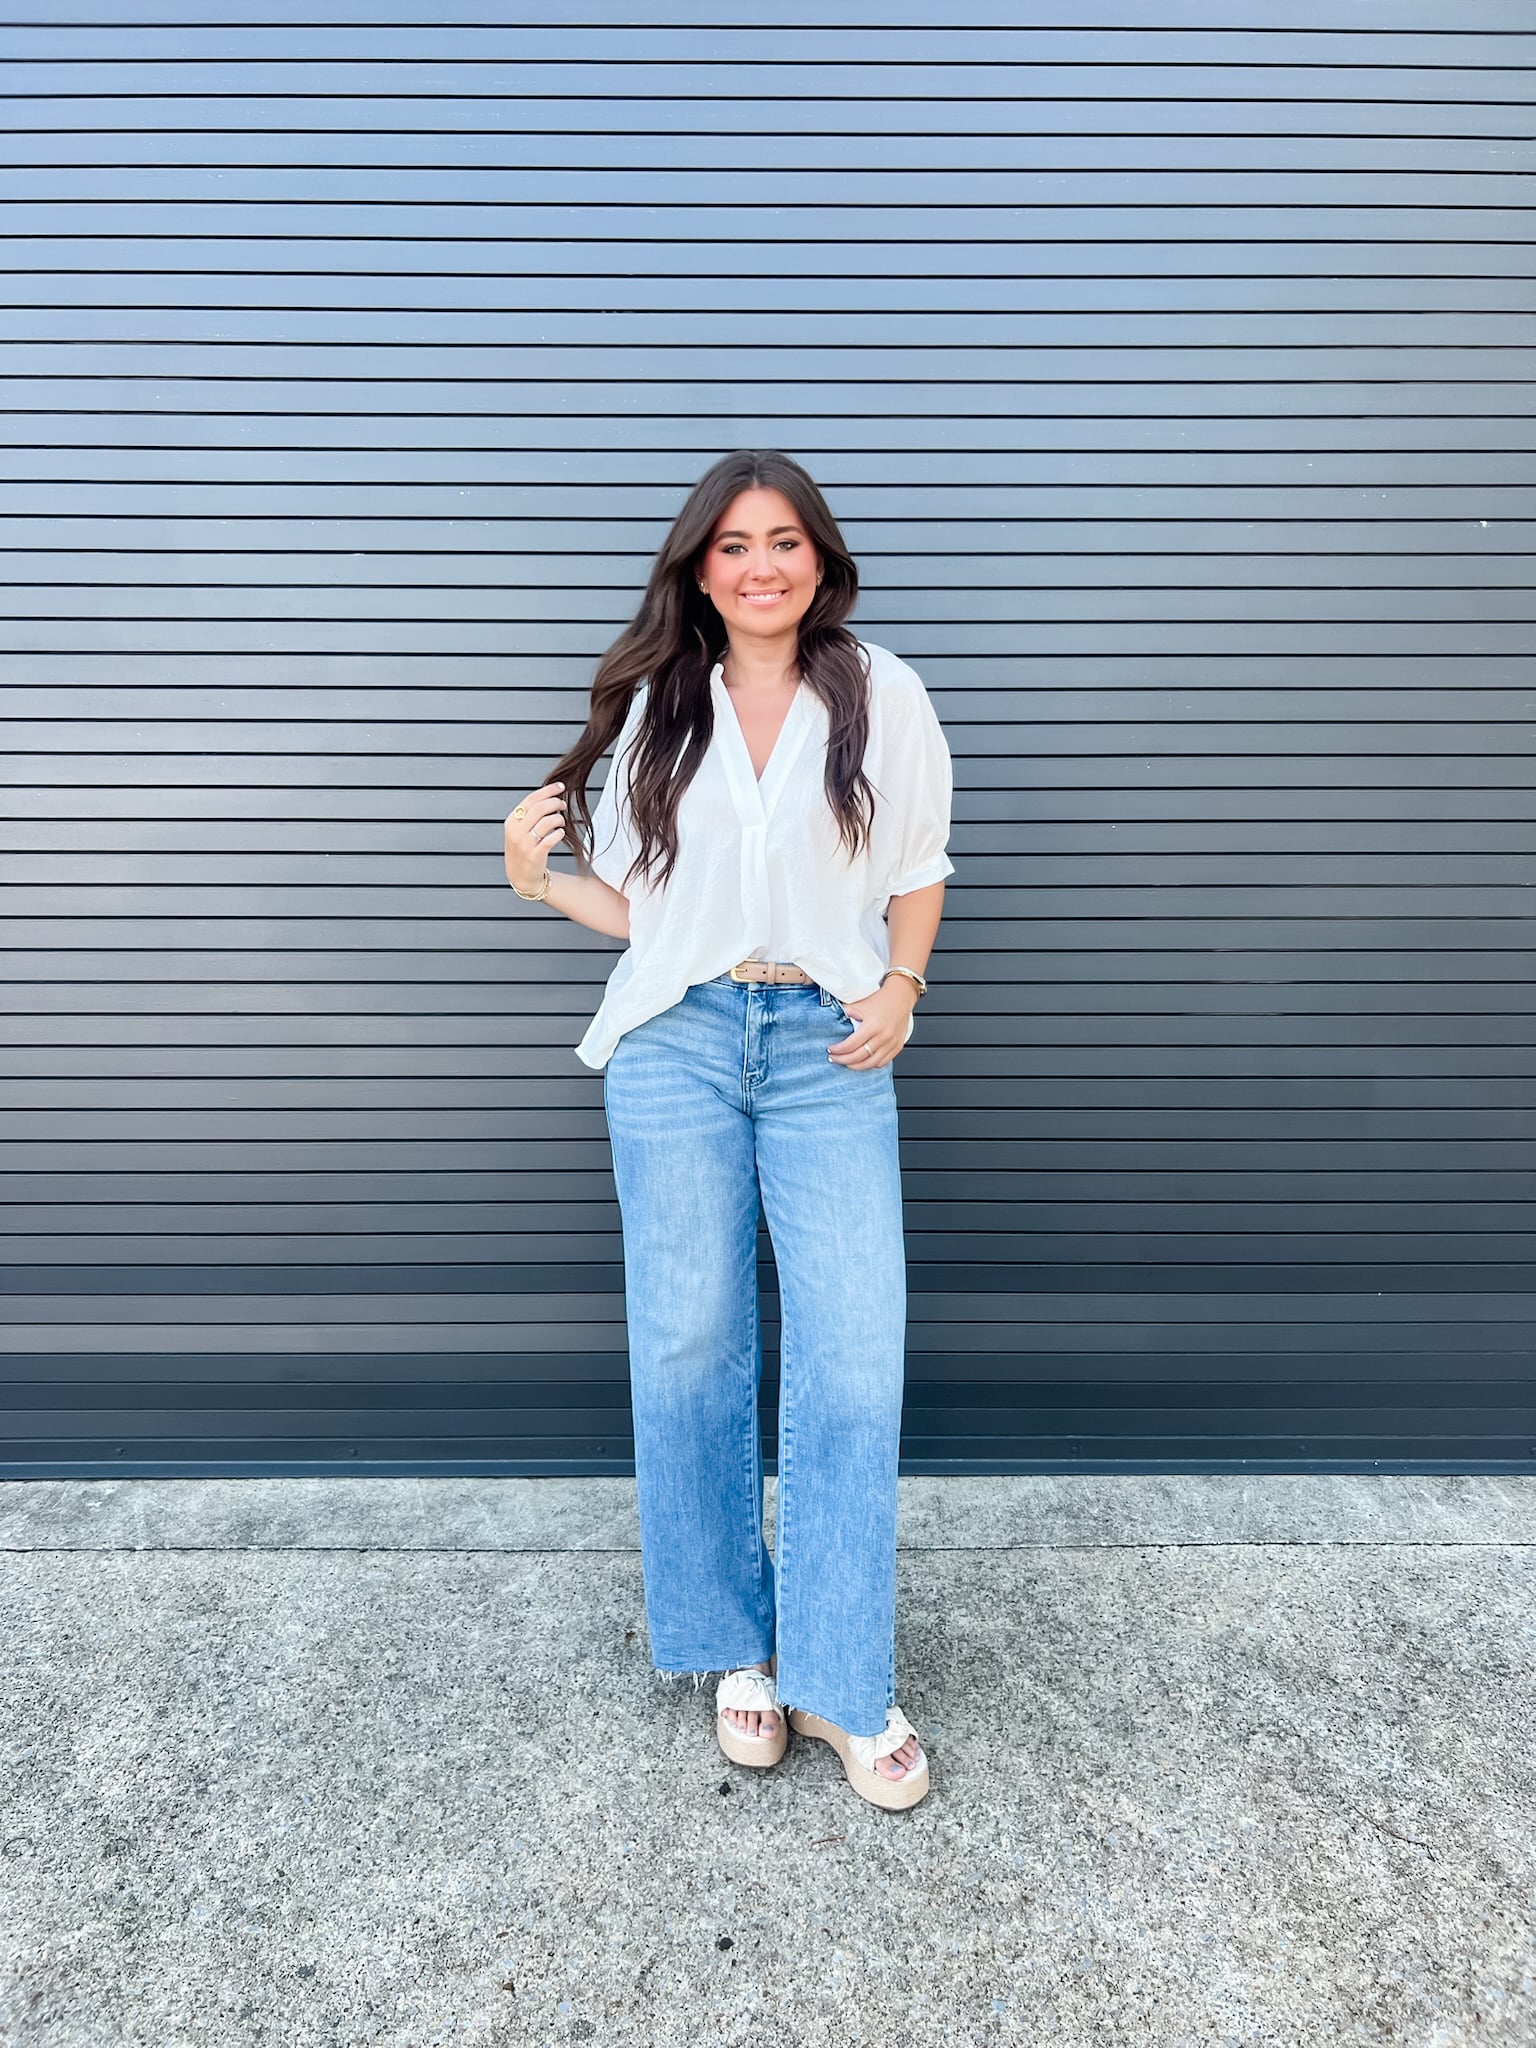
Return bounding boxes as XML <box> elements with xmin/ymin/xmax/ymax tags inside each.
<box><xmin>1</xmin><ymin>1474</ymin><xmax>1533</xmax><ymax>2048</ymax></box>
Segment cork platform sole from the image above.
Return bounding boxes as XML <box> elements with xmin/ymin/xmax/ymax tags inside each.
<box><xmin>716</xmin><ymin>1711</ymin><xmax>789</xmax><ymax>1768</ymax></box>
<box><xmin>787</xmin><ymin>1708</ymin><xmax>931</xmax><ymax>1810</ymax></box>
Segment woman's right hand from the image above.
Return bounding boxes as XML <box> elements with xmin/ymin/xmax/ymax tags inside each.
<box><xmin>503</xmin><ymin>780</ymin><xmax>567</xmax><ymax>891</ymax></box>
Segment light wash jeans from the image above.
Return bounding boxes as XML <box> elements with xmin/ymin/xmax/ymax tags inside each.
<box><xmin>601</xmin><ymin>970</ymin><xmax>907</xmax><ymax>1738</ymax></box>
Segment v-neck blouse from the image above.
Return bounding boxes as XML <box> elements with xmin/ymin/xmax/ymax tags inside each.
<box><xmin>573</xmin><ymin>638</ymin><xmax>955</xmax><ymax>1070</ymax></box>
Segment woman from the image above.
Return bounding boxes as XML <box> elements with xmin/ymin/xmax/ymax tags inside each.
<box><xmin>502</xmin><ymin>450</ymin><xmax>953</xmax><ymax>1811</ymax></box>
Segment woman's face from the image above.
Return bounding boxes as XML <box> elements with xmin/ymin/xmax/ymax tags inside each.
<box><xmin>698</xmin><ymin>486</ymin><xmax>823</xmax><ymax>645</ymax></box>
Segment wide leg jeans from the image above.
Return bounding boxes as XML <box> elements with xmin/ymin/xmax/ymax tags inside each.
<box><xmin>601</xmin><ymin>971</ymin><xmax>907</xmax><ymax>1738</ymax></box>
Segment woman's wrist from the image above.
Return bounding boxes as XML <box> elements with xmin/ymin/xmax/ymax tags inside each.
<box><xmin>507</xmin><ymin>862</ymin><xmax>631</xmax><ymax>941</ymax></box>
<box><xmin>881</xmin><ymin>965</ymin><xmax>927</xmax><ymax>1003</ymax></box>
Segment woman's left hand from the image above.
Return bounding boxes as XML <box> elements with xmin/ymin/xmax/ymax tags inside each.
<box><xmin>827</xmin><ymin>976</ymin><xmax>920</xmax><ymax>1070</ymax></box>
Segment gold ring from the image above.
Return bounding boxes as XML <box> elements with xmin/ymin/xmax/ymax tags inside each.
<box><xmin>512</xmin><ymin>804</ymin><xmax>527</xmax><ymax>818</ymax></box>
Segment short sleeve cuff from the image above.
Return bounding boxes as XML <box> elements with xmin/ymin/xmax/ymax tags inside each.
<box><xmin>887</xmin><ymin>851</ymin><xmax>955</xmax><ymax>896</ymax></box>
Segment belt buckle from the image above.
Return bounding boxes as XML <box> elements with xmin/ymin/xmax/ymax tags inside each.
<box><xmin>729</xmin><ymin>961</ymin><xmax>752</xmax><ymax>983</ymax></box>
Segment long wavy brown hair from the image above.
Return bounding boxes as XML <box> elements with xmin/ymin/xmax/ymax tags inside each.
<box><xmin>547</xmin><ymin>449</ymin><xmax>877</xmax><ymax>893</ymax></box>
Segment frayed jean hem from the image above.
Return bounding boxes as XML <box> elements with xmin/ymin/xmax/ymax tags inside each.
<box><xmin>651</xmin><ymin>1653</ymin><xmax>774</xmax><ymax>1686</ymax></box>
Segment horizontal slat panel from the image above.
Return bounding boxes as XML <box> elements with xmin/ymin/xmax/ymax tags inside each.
<box><xmin>3</xmin><ymin>1132</ymin><xmax>1530</xmax><ymax>1165</ymax></box>
<box><xmin>6</xmin><ymin>1061</ymin><xmax>1535</xmax><ymax>1103</ymax></box>
<box><xmin>5</xmin><ymin>949</ymin><xmax>1533</xmax><ymax>988</ymax></box>
<box><xmin>7</xmin><ymin>239</ymin><xmax>1535</xmax><ymax>279</ymax></box>
<box><xmin>2</xmin><ymin>1</ymin><xmax>1530</xmax><ymax>31</ymax></box>
<box><xmin>3</xmin><ymin>531</ymin><xmax>1532</xmax><ymax>571</ymax></box>
<box><xmin>6</xmin><ymin>914</ymin><xmax>1536</xmax><ymax>951</ymax></box>
<box><xmin>3</xmin><ymin>1070</ymin><xmax>1530</xmax><ymax>1105</ymax></box>
<box><xmin>7</xmin><ymin>424</ymin><xmax>1536</xmax><ymax>465</ymax></box>
<box><xmin>11</xmin><ymin>169</ymin><xmax>1536</xmax><ymax>209</ymax></box>
<box><xmin>7</xmin><ymin>855</ymin><xmax>1535</xmax><ymax>887</ymax></box>
<box><xmin>3</xmin><ymin>1294</ymin><xmax>1536</xmax><ymax>1343</ymax></box>
<box><xmin>8</xmin><ymin>1108</ymin><xmax>1536</xmax><ymax>1145</ymax></box>
<box><xmin>6</xmin><ymin>25</ymin><xmax>1534</xmax><ymax>60</ymax></box>
<box><xmin>5</xmin><ymin>1018</ymin><xmax>1536</xmax><ymax>1067</ymax></box>
<box><xmin>6</xmin><ymin>886</ymin><xmax>1536</xmax><ymax>921</ymax></box>
<box><xmin>8</xmin><ymin>94</ymin><xmax>1534</xmax><ymax>142</ymax></box>
<box><xmin>7</xmin><ymin>133</ymin><xmax>1536</xmax><ymax>175</ymax></box>
<box><xmin>22</xmin><ymin>809</ymin><xmax>1536</xmax><ymax>847</ymax></box>
<box><xmin>7</xmin><ymin>413</ymin><xmax>1536</xmax><ymax>464</ymax></box>
<box><xmin>3</xmin><ymin>592</ymin><xmax>1529</xmax><ymax>630</ymax></box>
<box><xmin>5</xmin><ymin>384</ymin><xmax>1533</xmax><ymax>430</ymax></box>
<box><xmin>6</xmin><ymin>1032</ymin><xmax>1531</xmax><ymax>1081</ymax></box>
<box><xmin>12</xmin><ymin>618</ymin><xmax>1536</xmax><ymax>659</ymax></box>
<box><xmin>8</xmin><ymin>1237</ymin><xmax>1536</xmax><ymax>1273</ymax></box>
<box><xmin>7</xmin><ymin>1169</ymin><xmax>1531</xmax><ymax>1200</ymax></box>
<box><xmin>11</xmin><ymin>745</ymin><xmax>1535</xmax><ymax>784</ymax></box>
<box><xmin>5</xmin><ymin>482</ymin><xmax>1530</xmax><ymax>523</ymax></box>
<box><xmin>8</xmin><ymin>448</ymin><xmax>1536</xmax><ymax>487</ymax></box>
<box><xmin>7</xmin><ymin>56</ymin><xmax>1536</xmax><ymax>100</ymax></box>
<box><xmin>5</xmin><ymin>1030</ymin><xmax>1533</xmax><ymax>1066</ymax></box>
<box><xmin>8</xmin><ymin>624</ymin><xmax>1535</xmax><ymax>660</ymax></box>
<box><xmin>3</xmin><ymin>1327</ymin><xmax>1536</xmax><ymax>1376</ymax></box>
<box><xmin>7</xmin><ymin>685</ymin><xmax>1536</xmax><ymax>719</ymax></box>
<box><xmin>8</xmin><ymin>561</ymin><xmax>1536</xmax><ymax>601</ymax></box>
<box><xmin>8</xmin><ymin>1191</ymin><xmax>1535</xmax><ymax>1233</ymax></box>
<box><xmin>4</xmin><ymin>658</ymin><xmax>1533</xmax><ymax>702</ymax></box>
<box><xmin>3</xmin><ymin>970</ymin><xmax>1530</xmax><ymax>1012</ymax></box>
<box><xmin>12</xmin><ymin>200</ymin><xmax>1536</xmax><ymax>242</ymax></box>
<box><xmin>6</xmin><ymin>1400</ymin><xmax>1523</xmax><ymax>1467</ymax></box>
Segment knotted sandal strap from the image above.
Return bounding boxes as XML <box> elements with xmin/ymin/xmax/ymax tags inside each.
<box><xmin>847</xmin><ymin>1705</ymin><xmax>920</xmax><ymax>1774</ymax></box>
<box><xmin>715</xmin><ymin>1666</ymin><xmax>781</xmax><ymax>1716</ymax></box>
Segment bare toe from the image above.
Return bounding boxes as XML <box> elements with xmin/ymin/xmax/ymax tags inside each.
<box><xmin>877</xmin><ymin>1736</ymin><xmax>923</xmax><ymax>1779</ymax></box>
<box><xmin>724</xmin><ymin>1705</ymin><xmax>779</xmax><ymax>1738</ymax></box>
<box><xmin>718</xmin><ymin>1664</ymin><xmax>779</xmax><ymax>1745</ymax></box>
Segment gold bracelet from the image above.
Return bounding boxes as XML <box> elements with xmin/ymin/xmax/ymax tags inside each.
<box><xmin>881</xmin><ymin>964</ymin><xmax>927</xmax><ymax>999</ymax></box>
<box><xmin>511</xmin><ymin>869</ymin><xmax>553</xmax><ymax>902</ymax></box>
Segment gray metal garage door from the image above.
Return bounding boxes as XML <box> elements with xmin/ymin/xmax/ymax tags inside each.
<box><xmin>2</xmin><ymin>1</ymin><xmax>1532</xmax><ymax>1474</ymax></box>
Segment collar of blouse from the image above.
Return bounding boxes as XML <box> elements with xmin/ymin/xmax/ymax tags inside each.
<box><xmin>708</xmin><ymin>658</ymin><xmax>819</xmax><ymax>825</ymax></box>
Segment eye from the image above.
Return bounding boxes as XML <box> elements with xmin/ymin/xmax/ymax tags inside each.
<box><xmin>773</xmin><ymin>538</ymin><xmax>800</xmax><ymax>551</ymax></box>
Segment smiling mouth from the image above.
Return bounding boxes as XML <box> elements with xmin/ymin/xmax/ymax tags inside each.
<box><xmin>739</xmin><ymin>590</ymin><xmax>788</xmax><ymax>602</ymax></box>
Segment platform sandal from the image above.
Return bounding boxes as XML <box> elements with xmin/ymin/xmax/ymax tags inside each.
<box><xmin>715</xmin><ymin>1663</ymin><xmax>788</xmax><ymax>1767</ymax></box>
<box><xmin>788</xmin><ymin>1703</ymin><xmax>930</xmax><ymax>1810</ymax></box>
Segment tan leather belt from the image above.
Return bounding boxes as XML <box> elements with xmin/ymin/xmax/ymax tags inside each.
<box><xmin>728</xmin><ymin>958</ymin><xmax>813</xmax><ymax>985</ymax></box>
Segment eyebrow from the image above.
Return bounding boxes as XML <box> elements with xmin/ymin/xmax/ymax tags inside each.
<box><xmin>713</xmin><ymin>525</ymin><xmax>804</xmax><ymax>540</ymax></box>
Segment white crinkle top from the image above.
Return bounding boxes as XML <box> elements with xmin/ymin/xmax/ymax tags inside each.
<box><xmin>573</xmin><ymin>638</ymin><xmax>955</xmax><ymax>1070</ymax></box>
